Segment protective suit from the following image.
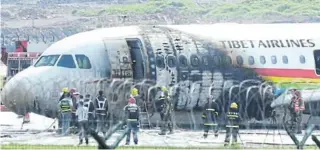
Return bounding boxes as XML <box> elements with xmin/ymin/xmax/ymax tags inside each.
<box><xmin>202</xmin><ymin>96</ymin><xmax>220</xmax><ymax>138</ymax></box>
<box><xmin>70</xmin><ymin>89</ymin><xmax>79</xmax><ymax>134</ymax></box>
<box><xmin>224</xmin><ymin>102</ymin><xmax>240</xmax><ymax>146</ymax></box>
<box><xmin>83</xmin><ymin>94</ymin><xmax>96</xmax><ymax>130</ymax></box>
<box><xmin>123</xmin><ymin>97</ymin><xmax>140</xmax><ymax>145</ymax></box>
<box><xmin>158</xmin><ymin>86</ymin><xmax>174</xmax><ymax>135</ymax></box>
<box><xmin>58</xmin><ymin>92</ymin><xmax>73</xmax><ymax>136</ymax></box>
<box><xmin>289</xmin><ymin>89</ymin><xmax>305</xmax><ymax>134</ymax></box>
<box><xmin>94</xmin><ymin>90</ymin><xmax>108</xmax><ymax>136</ymax></box>
<box><xmin>58</xmin><ymin>87</ymin><xmax>69</xmax><ymax>131</ymax></box>
<box><xmin>130</xmin><ymin>88</ymin><xmax>144</xmax><ymax>110</ymax></box>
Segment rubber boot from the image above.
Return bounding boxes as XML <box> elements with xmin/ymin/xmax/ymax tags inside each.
<box><xmin>158</xmin><ymin>129</ymin><xmax>166</xmax><ymax>135</ymax></box>
<box><xmin>85</xmin><ymin>138</ymin><xmax>89</xmax><ymax>145</ymax></box>
<box><xmin>78</xmin><ymin>139</ymin><xmax>83</xmax><ymax>146</ymax></box>
<box><xmin>214</xmin><ymin>131</ymin><xmax>219</xmax><ymax>137</ymax></box>
<box><xmin>203</xmin><ymin>132</ymin><xmax>208</xmax><ymax>139</ymax></box>
<box><xmin>134</xmin><ymin>140</ymin><xmax>138</xmax><ymax>145</ymax></box>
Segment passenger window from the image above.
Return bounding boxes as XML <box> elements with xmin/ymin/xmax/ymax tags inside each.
<box><xmin>282</xmin><ymin>55</ymin><xmax>288</xmax><ymax>64</ymax></box>
<box><xmin>248</xmin><ymin>56</ymin><xmax>255</xmax><ymax>65</ymax></box>
<box><xmin>271</xmin><ymin>55</ymin><xmax>277</xmax><ymax>64</ymax></box>
<box><xmin>178</xmin><ymin>55</ymin><xmax>188</xmax><ymax>68</ymax></box>
<box><xmin>75</xmin><ymin>55</ymin><xmax>92</xmax><ymax>69</ymax></box>
<box><xmin>213</xmin><ymin>55</ymin><xmax>220</xmax><ymax>66</ymax></box>
<box><xmin>167</xmin><ymin>56</ymin><xmax>176</xmax><ymax>68</ymax></box>
<box><xmin>57</xmin><ymin>55</ymin><xmax>76</xmax><ymax>68</ymax></box>
<box><xmin>300</xmin><ymin>55</ymin><xmax>306</xmax><ymax>64</ymax></box>
<box><xmin>236</xmin><ymin>56</ymin><xmax>243</xmax><ymax>66</ymax></box>
<box><xmin>202</xmin><ymin>56</ymin><xmax>210</xmax><ymax>66</ymax></box>
<box><xmin>190</xmin><ymin>55</ymin><xmax>200</xmax><ymax>67</ymax></box>
<box><xmin>224</xmin><ymin>56</ymin><xmax>232</xmax><ymax>66</ymax></box>
<box><xmin>260</xmin><ymin>56</ymin><xmax>266</xmax><ymax>64</ymax></box>
<box><xmin>156</xmin><ymin>55</ymin><xmax>165</xmax><ymax>68</ymax></box>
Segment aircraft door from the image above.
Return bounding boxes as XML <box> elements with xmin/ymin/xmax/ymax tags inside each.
<box><xmin>126</xmin><ymin>39</ymin><xmax>145</xmax><ymax>81</ymax></box>
<box><xmin>103</xmin><ymin>38</ymin><xmax>133</xmax><ymax>79</ymax></box>
<box><xmin>313</xmin><ymin>50</ymin><xmax>320</xmax><ymax>75</ymax></box>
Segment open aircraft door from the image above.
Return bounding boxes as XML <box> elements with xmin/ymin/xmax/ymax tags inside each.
<box><xmin>103</xmin><ymin>38</ymin><xmax>133</xmax><ymax>79</ymax></box>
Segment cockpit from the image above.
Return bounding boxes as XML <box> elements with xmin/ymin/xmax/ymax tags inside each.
<box><xmin>34</xmin><ymin>54</ymin><xmax>92</xmax><ymax>69</ymax></box>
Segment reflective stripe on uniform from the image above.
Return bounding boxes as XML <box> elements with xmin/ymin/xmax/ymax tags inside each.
<box><xmin>227</xmin><ymin>115</ymin><xmax>238</xmax><ymax>118</ymax></box>
<box><xmin>202</xmin><ymin>115</ymin><xmax>206</xmax><ymax>118</ymax></box>
<box><xmin>204</xmin><ymin>123</ymin><xmax>217</xmax><ymax>126</ymax></box>
<box><xmin>127</xmin><ymin>119</ymin><xmax>138</xmax><ymax>122</ymax></box>
<box><xmin>96</xmin><ymin>97</ymin><xmax>107</xmax><ymax>111</ymax></box>
<box><xmin>206</xmin><ymin>108</ymin><xmax>215</xmax><ymax>111</ymax></box>
<box><xmin>226</xmin><ymin>125</ymin><xmax>239</xmax><ymax>128</ymax></box>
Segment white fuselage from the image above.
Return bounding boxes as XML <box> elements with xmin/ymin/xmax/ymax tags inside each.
<box><xmin>2</xmin><ymin>23</ymin><xmax>320</xmax><ymax>118</ymax></box>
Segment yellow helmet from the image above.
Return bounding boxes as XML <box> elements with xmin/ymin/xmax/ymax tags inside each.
<box><xmin>230</xmin><ymin>102</ymin><xmax>238</xmax><ymax>109</ymax></box>
<box><xmin>131</xmin><ymin>88</ymin><xmax>138</xmax><ymax>96</ymax></box>
<box><xmin>62</xmin><ymin>87</ymin><xmax>69</xmax><ymax>93</ymax></box>
<box><xmin>161</xmin><ymin>86</ymin><xmax>168</xmax><ymax>92</ymax></box>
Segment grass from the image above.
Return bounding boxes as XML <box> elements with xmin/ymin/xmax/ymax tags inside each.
<box><xmin>1</xmin><ymin>144</ymin><xmax>319</xmax><ymax>150</ymax></box>
<box><xmin>74</xmin><ymin>0</ymin><xmax>320</xmax><ymax>21</ymax></box>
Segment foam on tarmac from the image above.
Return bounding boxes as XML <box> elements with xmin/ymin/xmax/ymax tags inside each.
<box><xmin>0</xmin><ymin>112</ymin><xmax>319</xmax><ymax>148</ymax></box>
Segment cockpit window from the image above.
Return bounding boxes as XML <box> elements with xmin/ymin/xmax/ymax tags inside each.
<box><xmin>75</xmin><ymin>55</ymin><xmax>92</xmax><ymax>69</ymax></box>
<box><xmin>34</xmin><ymin>55</ymin><xmax>60</xmax><ymax>67</ymax></box>
<box><xmin>57</xmin><ymin>55</ymin><xmax>76</xmax><ymax>68</ymax></box>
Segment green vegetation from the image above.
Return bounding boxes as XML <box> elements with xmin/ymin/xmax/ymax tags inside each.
<box><xmin>1</xmin><ymin>144</ymin><xmax>319</xmax><ymax>150</ymax></box>
<box><xmin>75</xmin><ymin>0</ymin><xmax>319</xmax><ymax>21</ymax></box>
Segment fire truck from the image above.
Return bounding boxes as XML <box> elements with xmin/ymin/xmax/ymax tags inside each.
<box><xmin>6</xmin><ymin>52</ymin><xmax>41</xmax><ymax>79</ymax></box>
<box><xmin>1</xmin><ymin>40</ymin><xmax>42</xmax><ymax>84</ymax></box>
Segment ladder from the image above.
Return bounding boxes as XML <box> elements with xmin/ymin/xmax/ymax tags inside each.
<box><xmin>139</xmin><ymin>101</ymin><xmax>152</xmax><ymax>129</ymax></box>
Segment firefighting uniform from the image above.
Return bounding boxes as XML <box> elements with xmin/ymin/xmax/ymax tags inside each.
<box><xmin>130</xmin><ymin>88</ymin><xmax>144</xmax><ymax>111</ymax></box>
<box><xmin>289</xmin><ymin>90</ymin><xmax>305</xmax><ymax>133</ymax></box>
<box><xmin>58</xmin><ymin>87</ymin><xmax>69</xmax><ymax>130</ymax></box>
<box><xmin>224</xmin><ymin>102</ymin><xmax>240</xmax><ymax>146</ymax></box>
<box><xmin>124</xmin><ymin>97</ymin><xmax>140</xmax><ymax>145</ymax></box>
<box><xmin>94</xmin><ymin>92</ymin><xmax>108</xmax><ymax>136</ymax></box>
<box><xmin>158</xmin><ymin>87</ymin><xmax>173</xmax><ymax>135</ymax></box>
<box><xmin>202</xmin><ymin>98</ymin><xmax>220</xmax><ymax>138</ymax></box>
<box><xmin>58</xmin><ymin>95</ymin><xmax>73</xmax><ymax>136</ymax></box>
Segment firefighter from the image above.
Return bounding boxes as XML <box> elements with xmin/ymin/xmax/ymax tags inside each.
<box><xmin>158</xmin><ymin>86</ymin><xmax>174</xmax><ymax>135</ymax></box>
<box><xmin>83</xmin><ymin>94</ymin><xmax>96</xmax><ymax>130</ymax></box>
<box><xmin>202</xmin><ymin>95</ymin><xmax>220</xmax><ymax>138</ymax></box>
<box><xmin>224</xmin><ymin>102</ymin><xmax>240</xmax><ymax>146</ymax></box>
<box><xmin>59</xmin><ymin>87</ymin><xmax>69</xmax><ymax>101</ymax></box>
<box><xmin>58</xmin><ymin>92</ymin><xmax>73</xmax><ymax>136</ymax></box>
<box><xmin>94</xmin><ymin>90</ymin><xmax>108</xmax><ymax>136</ymax></box>
<box><xmin>70</xmin><ymin>89</ymin><xmax>80</xmax><ymax>134</ymax></box>
<box><xmin>289</xmin><ymin>89</ymin><xmax>305</xmax><ymax>134</ymax></box>
<box><xmin>131</xmin><ymin>88</ymin><xmax>144</xmax><ymax>111</ymax></box>
<box><xmin>123</xmin><ymin>97</ymin><xmax>140</xmax><ymax>145</ymax></box>
<box><xmin>58</xmin><ymin>87</ymin><xmax>69</xmax><ymax>132</ymax></box>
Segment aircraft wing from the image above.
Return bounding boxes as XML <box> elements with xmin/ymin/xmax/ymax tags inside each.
<box><xmin>271</xmin><ymin>89</ymin><xmax>320</xmax><ymax>108</ymax></box>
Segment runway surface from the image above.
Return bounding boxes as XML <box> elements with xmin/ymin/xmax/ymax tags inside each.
<box><xmin>1</xmin><ymin>111</ymin><xmax>320</xmax><ymax>148</ymax></box>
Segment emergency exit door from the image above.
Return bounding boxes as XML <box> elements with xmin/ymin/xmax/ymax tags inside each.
<box><xmin>126</xmin><ymin>38</ymin><xmax>145</xmax><ymax>81</ymax></box>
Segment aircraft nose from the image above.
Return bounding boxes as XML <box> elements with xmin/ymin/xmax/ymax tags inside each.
<box><xmin>1</xmin><ymin>67</ymin><xmax>55</xmax><ymax>115</ymax></box>
<box><xmin>1</xmin><ymin>75</ymin><xmax>35</xmax><ymax>115</ymax></box>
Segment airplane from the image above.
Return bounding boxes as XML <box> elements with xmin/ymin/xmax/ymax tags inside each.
<box><xmin>1</xmin><ymin>23</ymin><xmax>320</xmax><ymax>128</ymax></box>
